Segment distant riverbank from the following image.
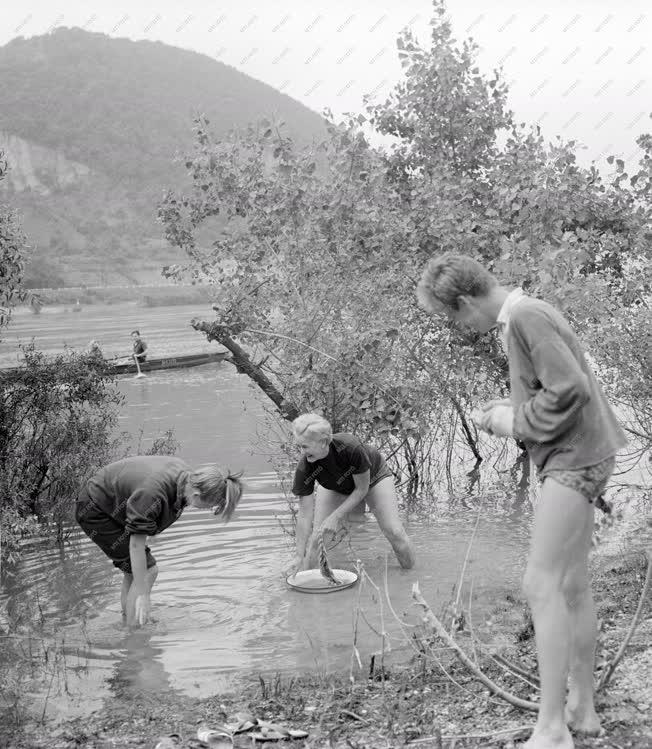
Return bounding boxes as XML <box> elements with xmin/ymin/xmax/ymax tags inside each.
<box><xmin>24</xmin><ymin>284</ymin><xmax>215</xmax><ymax>309</ymax></box>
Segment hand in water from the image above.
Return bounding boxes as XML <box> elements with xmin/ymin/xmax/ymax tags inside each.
<box><xmin>284</xmin><ymin>555</ymin><xmax>304</xmax><ymax>579</ymax></box>
<box><xmin>133</xmin><ymin>592</ymin><xmax>151</xmax><ymax>626</ymax></box>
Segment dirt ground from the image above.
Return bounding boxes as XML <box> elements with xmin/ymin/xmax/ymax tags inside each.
<box><xmin>3</xmin><ymin>544</ymin><xmax>651</xmax><ymax>749</ymax></box>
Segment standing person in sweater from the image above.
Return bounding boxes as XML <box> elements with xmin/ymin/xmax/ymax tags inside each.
<box><xmin>289</xmin><ymin>413</ymin><xmax>416</xmax><ymax>574</ymax></box>
<box><xmin>416</xmin><ymin>254</ymin><xmax>626</xmax><ymax>749</ymax></box>
<box><xmin>76</xmin><ymin>456</ymin><xmax>244</xmax><ymax>627</ymax></box>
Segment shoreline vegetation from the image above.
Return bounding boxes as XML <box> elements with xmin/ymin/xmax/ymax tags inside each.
<box><xmin>3</xmin><ymin>537</ymin><xmax>650</xmax><ymax>749</ymax></box>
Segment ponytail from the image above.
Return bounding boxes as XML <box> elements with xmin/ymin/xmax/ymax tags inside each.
<box><xmin>217</xmin><ymin>470</ymin><xmax>244</xmax><ymax>522</ymax></box>
<box><xmin>192</xmin><ymin>465</ymin><xmax>245</xmax><ymax>522</ymax></box>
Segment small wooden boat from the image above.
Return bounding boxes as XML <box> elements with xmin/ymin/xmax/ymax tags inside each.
<box><xmin>109</xmin><ymin>351</ymin><xmax>230</xmax><ymax>375</ymax></box>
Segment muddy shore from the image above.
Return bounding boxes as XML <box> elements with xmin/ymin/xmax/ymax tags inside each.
<box><xmin>3</xmin><ymin>535</ymin><xmax>650</xmax><ymax>749</ymax></box>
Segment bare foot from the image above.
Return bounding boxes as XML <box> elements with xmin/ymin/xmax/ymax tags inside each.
<box><xmin>565</xmin><ymin>704</ymin><xmax>602</xmax><ymax>736</ymax></box>
<box><xmin>523</xmin><ymin>725</ymin><xmax>574</xmax><ymax>749</ymax></box>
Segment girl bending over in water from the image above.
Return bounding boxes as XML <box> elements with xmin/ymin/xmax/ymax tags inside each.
<box><xmin>76</xmin><ymin>455</ymin><xmax>243</xmax><ymax>626</ymax></box>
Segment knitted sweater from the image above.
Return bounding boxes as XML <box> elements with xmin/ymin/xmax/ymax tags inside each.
<box><xmin>507</xmin><ymin>297</ymin><xmax>627</xmax><ymax>473</ymax></box>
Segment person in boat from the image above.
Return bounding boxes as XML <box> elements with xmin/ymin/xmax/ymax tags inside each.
<box><xmin>87</xmin><ymin>340</ymin><xmax>103</xmax><ymax>359</ymax></box>
<box><xmin>289</xmin><ymin>413</ymin><xmax>415</xmax><ymax>575</ymax></box>
<box><xmin>131</xmin><ymin>330</ymin><xmax>147</xmax><ymax>362</ymax></box>
<box><xmin>76</xmin><ymin>456</ymin><xmax>244</xmax><ymax>626</ymax></box>
<box><xmin>416</xmin><ymin>253</ymin><xmax>626</xmax><ymax>749</ymax></box>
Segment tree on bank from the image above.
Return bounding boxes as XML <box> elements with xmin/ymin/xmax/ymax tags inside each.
<box><xmin>160</xmin><ymin>0</ymin><xmax>651</xmax><ymax>498</ymax></box>
<box><xmin>0</xmin><ymin>151</ymin><xmax>28</xmax><ymax>335</ymax></box>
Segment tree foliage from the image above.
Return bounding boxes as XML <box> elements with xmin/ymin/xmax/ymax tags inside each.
<box><xmin>0</xmin><ymin>151</ymin><xmax>28</xmax><ymax>334</ymax></box>
<box><xmin>0</xmin><ymin>349</ymin><xmax>125</xmax><ymax>566</ymax></box>
<box><xmin>160</xmin><ymin>0</ymin><xmax>651</xmax><ymax>496</ymax></box>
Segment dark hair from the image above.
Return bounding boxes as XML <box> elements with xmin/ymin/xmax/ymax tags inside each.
<box><xmin>131</xmin><ymin>330</ymin><xmax>140</xmax><ymax>336</ymax></box>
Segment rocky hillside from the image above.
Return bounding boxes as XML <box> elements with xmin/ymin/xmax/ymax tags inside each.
<box><xmin>0</xmin><ymin>28</ymin><xmax>326</xmax><ymax>287</ymax></box>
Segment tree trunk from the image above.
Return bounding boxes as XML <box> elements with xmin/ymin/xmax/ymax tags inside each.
<box><xmin>191</xmin><ymin>319</ymin><xmax>300</xmax><ymax>422</ymax></box>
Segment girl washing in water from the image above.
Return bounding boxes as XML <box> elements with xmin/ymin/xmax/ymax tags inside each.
<box><xmin>76</xmin><ymin>455</ymin><xmax>244</xmax><ymax>626</ymax></box>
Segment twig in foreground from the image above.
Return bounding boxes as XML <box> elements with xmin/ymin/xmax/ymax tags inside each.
<box><xmin>412</xmin><ymin>582</ymin><xmax>538</xmax><ymax>712</ymax></box>
<box><xmin>408</xmin><ymin>723</ymin><xmax>531</xmax><ymax>745</ymax></box>
<box><xmin>598</xmin><ymin>549</ymin><xmax>652</xmax><ymax>691</ymax></box>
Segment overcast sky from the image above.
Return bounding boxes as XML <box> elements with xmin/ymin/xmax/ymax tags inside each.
<box><xmin>2</xmin><ymin>0</ymin><xmax>650</xmax><ymax>169</ymax></box>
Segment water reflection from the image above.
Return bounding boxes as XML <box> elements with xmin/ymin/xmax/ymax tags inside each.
<box><xmin>106</xmin><ymin>630</ymin><xmax>173</xmax><ymax>700</ymax></box>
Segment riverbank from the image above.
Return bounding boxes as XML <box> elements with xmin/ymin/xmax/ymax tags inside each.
<box><xmin>4</xmin><ymin>535</ymin><xmax>651</xmax><ymax>749</ymax></box>
<box><xmin>23</xmin><ymin>284</ymin><xmax>214</xmax><ymax>308</ymax></box>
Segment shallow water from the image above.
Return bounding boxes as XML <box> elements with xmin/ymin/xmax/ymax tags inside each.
<box><xmin>1</xmin><ymin>362</ymin><xmax>530</xmax><ymax>722</ymax></box>
<box><xmin>0</xmin><ymin>304</ymin><xmax>643</xmax><ymax>724</ymax></box>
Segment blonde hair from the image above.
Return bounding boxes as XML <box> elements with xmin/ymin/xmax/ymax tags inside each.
<box><xmin>292</xmin><ymin>413</ymin><xmax>332</xmax><ymax>443</ymax></box>
<box><xmin>416</xmin><ymin>253</ymin><xmax>497</xmax><ymax>313</ymax></box>
<box><xmin>191</xmin><ymin>465</ymin><xmax>244</xmax><ymax>522</ymax></box>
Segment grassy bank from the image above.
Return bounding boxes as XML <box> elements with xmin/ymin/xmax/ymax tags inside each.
<box><xmin>4</xmin><ymin>538</ymin><xmax>651</xmax><ymax>749</ymax></box>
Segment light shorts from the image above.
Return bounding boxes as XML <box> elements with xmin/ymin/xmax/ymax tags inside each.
<box><xmin>540</xmin><ymin>455</ymin><xmax>616</xmax><ymax>512</ymax></box>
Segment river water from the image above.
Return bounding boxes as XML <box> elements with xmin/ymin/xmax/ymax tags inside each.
<box><xmin>0</xmin><ymin>304</ymin><xmax>643</xmax><ymax>724</ymax></box>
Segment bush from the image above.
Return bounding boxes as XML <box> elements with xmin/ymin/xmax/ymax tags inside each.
<box><xmin>0</xmin><ymin>346</ymin><xmax>124</xmax><ymax>566</ymax></box>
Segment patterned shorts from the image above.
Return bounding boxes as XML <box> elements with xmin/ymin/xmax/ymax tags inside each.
<box><xmin>540</xmin><ymin>455</ymin><xmax>616</xmax><ymax>512</ymax></box>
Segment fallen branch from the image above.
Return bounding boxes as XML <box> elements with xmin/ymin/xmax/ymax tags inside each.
<box><xmin>191</xmin><ymin>319</ymin><xmax>299</xmax><ymax>421</ymax></box>
<box><xmin>598</xmin><ymin>549</ymin><xmax>652</xmax><ymax>691</ymax></box>
<box><xmin>489</xmin><ymin>653</ymin><xmax>540</xmax><ymax>691</ymax></box>
<box><xmin>340</xmin><ymin>709</ymin><xmax>370</xmax><ymax>724</ymax></box>
<box><xmin>412</xmin><ymin>582</ymin><xmax>538</xmax><ymax>712</ymax></box>
<box><xmin>408</xmin><ymin>723</ymin><xmax>531</xmax><ymax>745</ymax></box>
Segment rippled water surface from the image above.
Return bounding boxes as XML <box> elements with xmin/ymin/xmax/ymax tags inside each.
<box><xmin>0</xmin><ymin>305</ymin><xmax>583</xmax><ymax>720</ymax></box>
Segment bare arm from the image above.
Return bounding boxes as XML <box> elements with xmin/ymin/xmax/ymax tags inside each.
<box><xmin>129</xmin><ymin>534</ymin><xmax>148</xmax><ymax>590</ymax></box>
<box><xmin>129</xmin><ymin>534</ymin><xmax>151</xmax><ymax>625</ymax></box>
<box><xmin>295</xmin><ymin>494</ymin><xmax>315</xmax><ymax>560</ymax></box>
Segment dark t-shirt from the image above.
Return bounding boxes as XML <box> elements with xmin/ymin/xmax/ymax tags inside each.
<box><xmin>133</xmin><ymin>339</ymin><xmax>147</xmax><ymax>358</ymax></box>
<box><xmin>81</xmin><ymin>455</ymin><xmax>189</xmax><ymax>536</ymax></box>
<box><xmin>292</xmin><ymin>433</ymin><xmax>386</xmax><ymax>496</ymax></box>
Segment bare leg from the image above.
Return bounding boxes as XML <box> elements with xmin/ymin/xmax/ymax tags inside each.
<box><xmin>565</xmin><ymin>503</ymin><xmax>601</xmax><ymax>735</ymax></box>
<box><xmin>523</xmin><ymin>479</ymin><xmax>593</xmax><ymax>749</ymax></box>
<box><xmin>125</xmin><ymin>565</ymin><xmax>158</xmax><ymax>627</ymax></box>
<box><xmin>366</xmin><ymin>477</ymin><xmax>415</xmax><ymax>570</ymax></box>
<box><xmin>121</xmin><ymin>572</ymin><xmax>133</xmax><ymax>620</ymax></box>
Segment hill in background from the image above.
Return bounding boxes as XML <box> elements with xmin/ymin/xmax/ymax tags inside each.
<box><xmin>0</xmin><ymin>28</ymin><xmax>326</xmax><ymax>287</ymax></box>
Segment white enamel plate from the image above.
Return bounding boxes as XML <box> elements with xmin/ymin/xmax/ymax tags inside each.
<box><xmin>286</xmin><ymin>568</ymin><xmax>359</xmax><ymax>594</ymax></box>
